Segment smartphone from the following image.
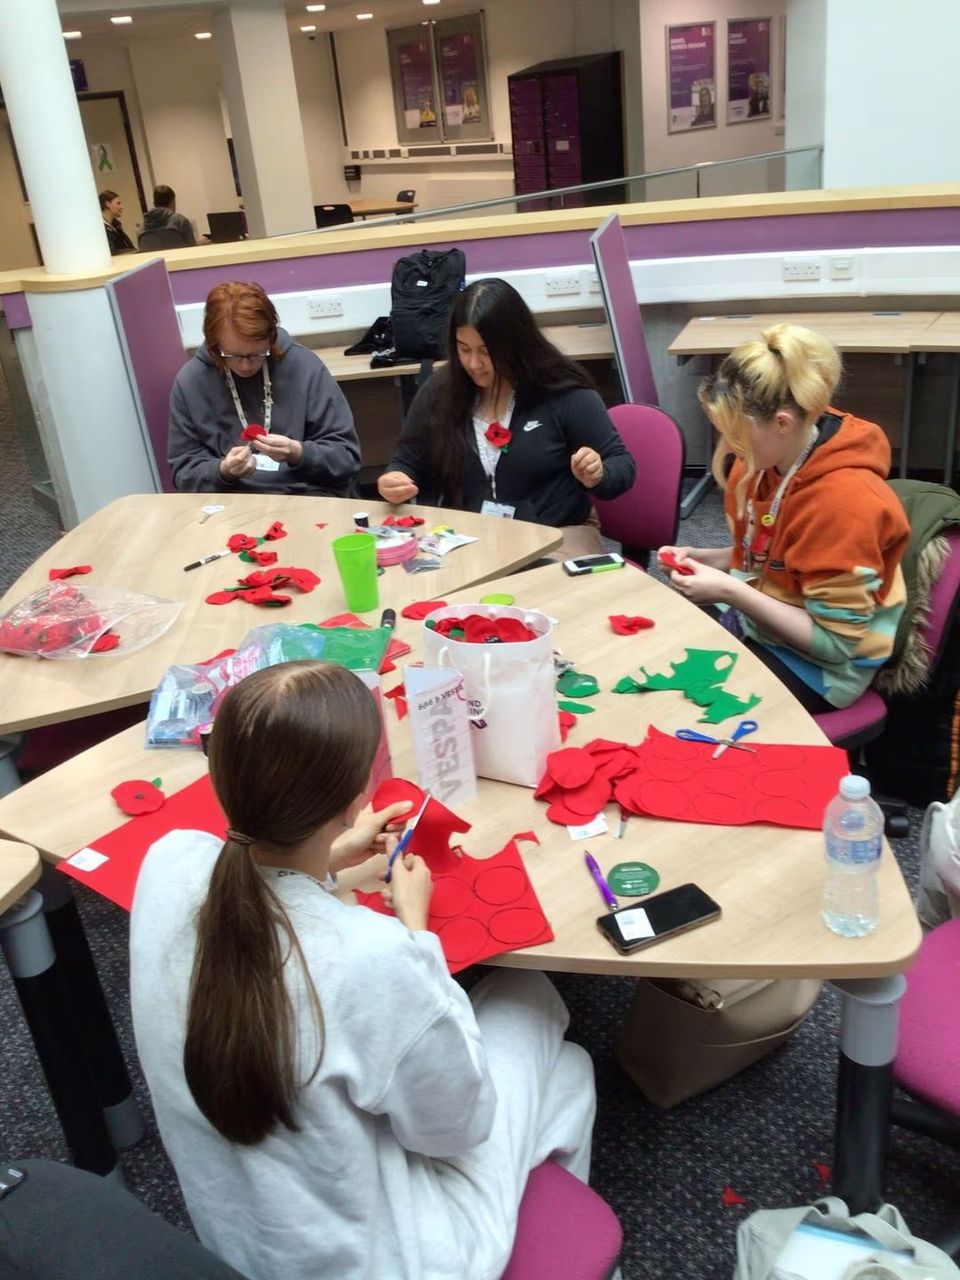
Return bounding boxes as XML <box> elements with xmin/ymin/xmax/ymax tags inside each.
<box><xmin>562</xmin><ymin>552</ymin><xmax>626</xmax><ymax>577</ymax></box>
<box><xmin>596</xmin><ymin>883</ymin><xmax>721</xmax><ymax>955</ymax></box>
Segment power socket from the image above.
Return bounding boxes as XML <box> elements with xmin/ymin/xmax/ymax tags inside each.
<box><xmin>544</xmin><ymin>273</ymin><xmax>581</xmax><ymax>297</ymax></box>
<box><xmin>307</xmin><ymin>295</ymin><xmax>344</xmax><ymax>319</ymax></box>
<box><xmin>586</xmin><ymin>270</ymin><xmax>601</xmax><ymax>294</ymax></box>
<box><xmin>782</xmin><ymin>259</ymin><xmax>821</xmax><ymax>282</ymax></box>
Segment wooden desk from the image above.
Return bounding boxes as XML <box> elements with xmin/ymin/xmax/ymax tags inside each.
<box><xmin>0</xmin><ymin>494</ymin><xmax>559</xmax><ymax>734</ymax></box>
<box><xmin>919</xmin><ymin>313</ymin><xmax>960</xmax><ymax>483</ymax></box>
<box><xmin>668</xmin><ymin>311</ymin><xmax>944</xmax><ymax>481</ymax></box>
<box><xmin>347</xmin><ymin>199</ymin><xmax>417</xmax><ymax>220</ymax></box>
<box><xmin>0</xmin><ymin>838</ymin><xmax>40</xmax><ymax>913</ymax></box>
<box><xmin>0</xmin><ymin>562</ymin><xmax>920</xmax><ymax>1207</ymax></box>
<box><xmin>313</xmin><ymin>323</ymin><xmax>614</xmax><ymax>383</ymax></box>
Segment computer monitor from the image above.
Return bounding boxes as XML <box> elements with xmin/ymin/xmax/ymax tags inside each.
<box><xmin>589</xmin><ymin>212</ymin><xmax>657</xmax><ymax>405</ymax></box>
<box><xmin>206</xmin><ymin>211</ymin><xmax>246</xmax><ymax>243</ymax></box>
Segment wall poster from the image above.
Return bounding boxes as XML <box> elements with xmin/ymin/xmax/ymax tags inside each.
<box><xmin>666</xmin><ymin>22</ymin><xmax>717</xmax><ymax>133</ymax></box>
<box><xmin>387</xmin><ymin>12</ymin><xmax>490</xmax><ymax>145</ymax></box>
<box><xmin>387</xmin><ymin>24</ymin><xmax>442</xmax><ymax>145</ymax></box>
<box><xmin>727</xmin><ymin>18</ymin><xmax>771</xmax><ymax>123</ymax></box>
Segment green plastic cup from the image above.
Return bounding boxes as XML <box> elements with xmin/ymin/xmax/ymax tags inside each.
<box><xmin>331</xmin><ymin>532</ymin><xmax>379</xmax><ymax>613</ymax></box>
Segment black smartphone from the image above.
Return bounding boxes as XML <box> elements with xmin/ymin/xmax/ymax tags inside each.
<box><xmin>596</xmin><ymin>883</ymin><xmax>721</xmax><ymax>955</ymax></box>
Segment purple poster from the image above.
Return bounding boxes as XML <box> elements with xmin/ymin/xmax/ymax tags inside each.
<box><xmin>398</xmin><ymin>39</ymin><xmax>436</xmax><ymax>130</ymax></box>
<box><xmin>667</xmin><ymin>22</ymin><xmax>716</xmax><ymax>133</ymax></box>
<box><xmin>439</xmin><ymin>31</ymin><xmax>481</xmax><ymax>127</ymax></box>
<box><xmin>727</xmin><ymin>18</ymin><xmax>771</xmax><ymax>123</ymax></box>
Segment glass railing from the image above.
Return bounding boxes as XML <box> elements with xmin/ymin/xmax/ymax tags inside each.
<box><xmin>302</xmin><ymin>145</ymin><xmax>822</xmax><ymax>235</ymax></box>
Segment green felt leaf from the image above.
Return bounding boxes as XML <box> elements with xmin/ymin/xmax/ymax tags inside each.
<box><xmin>150</xmin><ymin>777</ymin><xmax>162</xmax><ymax>789</ymax></box>
<box><xmin>556</xmin><ymin>670</ymin><xmax>600</xmax><ymax>698</ymax></box>
<box><xmin>613</xmin><ymin>676</ymin><xmax>644</xmax><ymax>694</ymax></box>
<box><xmin>637</xmin><ymin>648</ymin><xmax>738</xmax><ymax>694</ymax></box>
<box><xmin>557</xmin><ymin>700</ymin><xmax>596</xmax><ymax>714</ymax></box>
<box><xmin>696</xmin><ymin>690</ymin><xmax>762</xmax><ymax>724</ymax></box>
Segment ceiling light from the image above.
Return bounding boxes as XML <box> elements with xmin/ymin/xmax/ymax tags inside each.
<box><xmin>306</xmin><ymin>4</ymin><xmax>326</xmax><ymax>10</ymax></box>
<box><xmin>357</xmin><ymin>12</ymin><xmax>374</xmax><ymax>19</ymax></box>
<box><xmin>300</xmin><ymin>24</ymin><xmax>317</xmax><ymax>31</ymax></box>
<box><xmin>423</xmin><ymin>1</ymin><xmax>441</xmax><ymax>5</ymax></box>
<box><xmin>194</xmin><ymin>31</ymin><xmax>212</xmax><ymax>39</ymax></box>
<box><xmin>62</xmin><ymin>30</ymin><xmax>82</xmax><ymax>39</ymax></box>
<box><xmin>110</xmin><ymin>15</ymin><xmax>133</xmax><ymax>24</ymax></box>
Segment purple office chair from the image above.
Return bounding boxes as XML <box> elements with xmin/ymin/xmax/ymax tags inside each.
<box><xmin>591</xmin><ymin>403</ymin><xmax>685</xmax><ymax>570</ymax></box>
<box><xmin>501</xmin><ymin>1160</ymin><xmax>622</xmax><ymax>1280</ymax></box>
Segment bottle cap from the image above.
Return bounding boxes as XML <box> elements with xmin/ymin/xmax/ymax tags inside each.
<box><xmin>353</xmin><ymin>511</ymin><xmax>369</xmax><ymax>528</ymax></box>
<box><xmin>839</xmin><ymin>774</ymin><xmax>870</xmax><ymax>801</ymax></box>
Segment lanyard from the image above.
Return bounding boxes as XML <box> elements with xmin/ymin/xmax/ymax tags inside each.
<box><xmin>226</xmin><ymin>364</ymin><xmax>272</xmax><ymax>437</ymax></box>
<box><xmin>742</xmin><ymin>424</ymin><xmax>819</xmax><ymax>576</ymax></box>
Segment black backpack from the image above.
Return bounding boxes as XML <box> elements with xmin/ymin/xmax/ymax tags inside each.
<box><xmin>390</xmin><ymin>248</ymin><xmax>465</xmax><ymax>360</ymax></box>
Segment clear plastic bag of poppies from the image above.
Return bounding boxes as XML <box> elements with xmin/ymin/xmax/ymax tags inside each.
<box><xmin>146</xmin><ymin>622</ymin><xmax>392</xmax><ymax>747</ymax></box>
<box><xmin>0</xmin><ymin>582</ymin><xmax>183</xmax><ymax>660</ymax></box>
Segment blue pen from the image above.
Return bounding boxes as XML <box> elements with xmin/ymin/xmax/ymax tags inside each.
<box><xmin>584</xmin><ymin>851</ymin><xmax>618</xmax><ymax>911</ymax></box>
<box><xmin>384</xmin><ymin>793</ymin><xmax>431</xmax><ymax>883</ymax></box>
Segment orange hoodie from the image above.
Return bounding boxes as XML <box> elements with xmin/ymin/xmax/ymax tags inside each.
<box><xmin>723</xmin><ymin>409</ymin><xmax>909</xmax><ymax>707</ymax></box>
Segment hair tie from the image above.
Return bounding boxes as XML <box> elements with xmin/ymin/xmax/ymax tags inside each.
<box><xmin>226</xmin><ymin>828</ymin><xmax>253</xmax><ymax>846</ymax></box>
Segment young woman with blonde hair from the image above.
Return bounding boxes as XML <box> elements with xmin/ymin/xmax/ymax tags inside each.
<box><xmin>659</xmin><ymin>323</ymin><xmax>909</xmax><ymax>711</ymax></box>
<box><xmin>130</xmin><ymin>660</ymin><xmax>595</xmax><ymax>1280</ymax></box>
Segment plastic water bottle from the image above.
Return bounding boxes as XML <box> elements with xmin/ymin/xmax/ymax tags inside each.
<box><xmin>821</xmin><ymin>775</ymin><xmax>883</xmax><ymax>937</ymax></box>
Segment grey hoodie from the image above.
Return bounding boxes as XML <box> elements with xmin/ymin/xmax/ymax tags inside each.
<box><xmin>140</xmin><ymin>206</ymin><xmax>196</xmax><ymax>247</ymax></box>
<box><xmin>167</xmin><ymin>328</ymin><xmax>361</xmax><ymax>496</ymax></box>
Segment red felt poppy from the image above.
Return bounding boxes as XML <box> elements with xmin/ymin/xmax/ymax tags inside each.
<box><xmin>494</xmin><ymin>616</ymin><xmax>538</xmax><ymax>643</ymax></box>
<box><xmin>463</xmin><ymin>614</ymin><xmax>501</xmax><ymax>645</ymax></box>
<box><xmin>241</xmin><ymin>424</ymin><xmax>267</xmax><ymax>440</ymax></box>
<box><xmin>658</xmin><ymin>550</ymin><xmax>695</xmax><ymax>576</ymax></box>
<box><xmin>282</xmin><ymin>567</ymin><xmax>320</xmax><ymax>593</ymax></box>
<box><xmin>263</xmin><ymin>521</ymin><xmax>287</xmax><ymax>541</ymax></box>
<box><xmin>609</xmin><ymin>614</ymin><xmax>656</xmax><ymax>635</ymax></box>
<box><xmin>242</xmin><ymin>548</ymin><xmax>278</xmax><ymax>566</ymax></box>
<box><xmin>227</xmin><ymin>533</ymin><xmax>258</xmax><ymax>553</ymax></box>
<box><xmin>239</xmin><ymin>587</ymin><xmax>291</xmax><ymax>606</ymax></box>
<box><xmin>558</xmin><ymin>709</ymin><xmax>577</xmax><ymax>742</ymax></box>
<box><xmin>484</xmin><ymin>421</ymin><xmax>512</xmax><ymax>449</ymax></box>
<box><xmin>546</xmin><ymin>798</ymin><xmax>598</xmax><ymax>827</ymax></box>
<box><xmin>401</xmin><ymin>600</ymin><xmax>448</xmax><ymax>620</ymax></box>
<box><xmin>545</xmin><ymin>748</ymin><xmax>597</xmax><ymax>789</ymax></box>
<box><xmin>111</xmin><ymin>779</ymin><xmax>165</xmax><ymax>816</ymax></box>
<box><xmin>534</xmin><ymin>771</ymin><xmax>561</xmax><ymax>800</ymax></box>
<box><xmin>48</xmin><ymin>565</ymin><xmax>92</xmax><ymax>580</ymax></box>
<box><xmin>383</xmin><ymin>514</ymin><xmax>425</xmax><ymax>528</ymax></box>
<box><xmin>205</xmin><ymin>589</ymin><xmax>242</xmax><ymax>606</ymax></box>
<box><xmin>561</xmin><ymin>776</ymin><xmax>612</xmax><ymax>817</ymax></box>
<box><xmin>91</xmin><ymin>631</ymin><xmax>120</xmax><ymax>653</ymax></box>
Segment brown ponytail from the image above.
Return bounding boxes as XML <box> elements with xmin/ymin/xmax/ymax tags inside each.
<box><xmin>184</xmin><ymin>661</ymin><xmax>381</xmax><ymax>1145</ymax></box>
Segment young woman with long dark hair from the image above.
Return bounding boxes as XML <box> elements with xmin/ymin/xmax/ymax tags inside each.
<box><xmin>378</xmin><ymin>277</ymin><xmax>636</xmax><ymax>556</ymax></box>
<box><xmin>130</xmin><ymin>661</ymin><xmax>595</xmax><ymax>1280</ymax></box>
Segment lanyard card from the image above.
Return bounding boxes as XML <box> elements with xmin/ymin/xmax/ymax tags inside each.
<box><xmin>480</xmin><ymin>500</ymin><xmax>516</xmax><ymax>519</ymax></box>
<box><xmin>404</xmin><ymin>665</ymin><xmax>477</xmax><ymax>808</ymax></box>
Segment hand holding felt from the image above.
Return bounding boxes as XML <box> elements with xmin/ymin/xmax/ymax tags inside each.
<box><xmin>241</xmin><ymin>424</ymin><xmax>266</xmax><ymax>441</ymax></box>
<box><xmin>658</xmin><ymin>548</ymin><xmax>695</xmax><ymax>576</ymax></box>
<box><xmin>219</xmin><ymin>445</ymin><xmax>255</xmax><ymax>481</ymax></box>
<box><xmin>252</xmin><ymin>434</ymin><xmax>303</xmax><ymax>466</ymax></box>
<box><xmin>669</xmin><ymin>558</ymin><xmax>732</xmax><ymax>606</ymax></box>
<box><xmin>371</xmin><ymin>777</ymin><xmax>471</xmax><ymax>872</ymax></box>
<box><xmin>379</xmin><ymin>852</ymin><xmax>432</xmax><ymax>932</ymax></box>
<box><xmin>570</xmin><ymin>446</ymin><xmax>604</xmax><ymax>489</ymax></box>
<box><xmin>331</xmin><ymin>800</ymin><xmax>414</xmax><ymax>873</ymax></box>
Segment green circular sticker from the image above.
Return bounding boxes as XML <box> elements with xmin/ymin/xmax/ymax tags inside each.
<box><xmin>480</xmin><ymin>592</ymin><xmax>515</xmax><ymax>605</ymax></box>
<box><xmin>607</xmin><ymin>862</ymin><xmax>660</xmax><ymax>897</ymax></box>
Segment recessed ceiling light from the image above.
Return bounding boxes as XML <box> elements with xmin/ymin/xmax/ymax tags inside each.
<box><xmin>423</xmin><ymin>1</ymin><xmax>441</xmax><ymax>5</ymax></box>
<box><xmin>306</xmin><ymin>4</ymin><xmax>326</xmax><ymax>10</ymax></box>
<box><xmin>300</xmin><ymin>24</ymin><xmax>317</xmax><ymax>31</ymax></box>
<box><xmin>110</xmin><ymin>15</ymin><xmax>133</xmax><ymax>24</ymax></box>
<box><xmin>356</xmin><ymin>12</ymin><xmax>374</xmax><ymax>19</ymax></box>
<box><xmin>62</xmin><ymin>30</ymin><xmax>82</xmax><ymax>39</ymax></box>
<box><xmin>194</xmin><ymin>31</ymin><xmax>212</xmax><ymax>40</ymax></box>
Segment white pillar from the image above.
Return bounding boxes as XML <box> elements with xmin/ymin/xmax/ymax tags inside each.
<box><xmin>787</xmin><ymin>0</ymin><xmax>960</xmax><ymax>189</ymax></box>
<box><xmin>0</xmin><ymin>0</ymin><xmax>111</xmax><ymax>273</ymax></box>
<box><xmin>214</xmin><ymin>0</ymin><xmax>315</xmax><ymax>239</ymax></box>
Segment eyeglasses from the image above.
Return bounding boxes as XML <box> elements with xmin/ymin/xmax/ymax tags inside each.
<box><xmin>219</xmin><ymin>349</ymin><xmax>270</xmax><ymax>364</ymax></box>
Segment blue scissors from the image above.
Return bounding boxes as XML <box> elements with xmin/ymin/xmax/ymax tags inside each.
<box><xmin>676</xmin><ymin>718</ymin><xmax>759</xmax><ymax>759</ymax></box>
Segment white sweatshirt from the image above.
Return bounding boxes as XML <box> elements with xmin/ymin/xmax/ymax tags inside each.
<box><xmin>130</xmin><ymin>830</ymin><xmax>498</xmax><ymax>1280</ymax></box>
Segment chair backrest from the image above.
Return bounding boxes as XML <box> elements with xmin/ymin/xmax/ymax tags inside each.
<box><xmin>206</xmin><ymin>211</ymin><xmax>245</xmax><ymax>242</ymax></box>
<box><xmin>920</xmin><ymin>526</ymin><xmax>960</xmax><ymax>675</ymax></box>
<box><xmin>137</xmin><ymin>225</ymin><xmax>191</xmax><ymax>251</ymax></box>
<box><xmin>591</xmin><ymin>402</ymin><xmax>685</xmax><ymax>562</ymax></box>
<box><xmin>396</xmin><ymin>189</ymin><xmax>415</xmax><ymax>203</ymax></box>
<box><xmin>315</xmin><ymin>203</ymin><xmax>354</xmax><ymax>227</ymax></box>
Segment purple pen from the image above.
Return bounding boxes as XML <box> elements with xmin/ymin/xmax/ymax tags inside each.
<box><xmin>584</xmin><ymin>851</ymin><xmax>618</xmax><ymax>911</ymax></box>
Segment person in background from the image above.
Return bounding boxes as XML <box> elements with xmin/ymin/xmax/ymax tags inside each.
<box><xmin>138</xmin><ymin>184</ymin><xmax>196</xmax><ymax>249</ymax></box>
<box><xmin>168</xmin><ymin>280</ymin><xmax>360</xmax><ymax>496</ymax></box>
<box><xmin>378</xmin><ymin>277</ymin><xmax>636</xmax><ymax>557</ymax></box>
<box><xmin>99</xmin><ymin>190</ymin><xmax>134</xmax><ymax>255</ymax></box>
<box><xmin>130</xmin><ymin>661</ymin><xmax>596</xmax><ymax>1280</ymax></box>
<box><xmin>659</xmin><ymin>323</ymin><xmax>909</xmax><ymax>711</ymax></box>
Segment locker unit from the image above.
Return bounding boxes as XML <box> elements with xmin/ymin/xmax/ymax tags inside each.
<box><xmin>507</xmin><ymin>53</ymin><xmax>625</xmax><ymax>211</ymax></box>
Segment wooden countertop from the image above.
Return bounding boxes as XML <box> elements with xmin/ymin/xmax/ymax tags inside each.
<box><xmin>668</xmin><ymin>311</ymin><xmax>944</xmax><ymax>357</ymax></box>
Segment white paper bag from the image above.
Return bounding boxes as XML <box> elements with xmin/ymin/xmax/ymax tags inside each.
<box><xmin>421</xmin><ymin>604</ymin><xmax>561</xmax><ymax>787</ymax></box>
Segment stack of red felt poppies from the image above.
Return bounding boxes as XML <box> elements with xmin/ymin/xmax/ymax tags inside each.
<box><xmin>206</xmin><ymin>566</ymin><xmax>320</xmax><ymax>607</ymax></box>
<box><xmin>429</xmin><ymin>614</ymin><xmax>539</xmax><ymax>644</ymax></box>
<box><xmin>534</xmin><ymin>744</ymin><xmax>624</xmax><ymax>824</ymax></box>
<box><xmin>0</xmin><ymin>583</ymin><xmax>117</xmax><ymax>657</ymax></box>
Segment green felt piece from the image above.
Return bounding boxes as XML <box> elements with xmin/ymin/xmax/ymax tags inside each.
<box><xmin>425</xmin><ymin>618</ymin><xmax>437</xmax><ymax>630</ymax></box>
<box><xmin>480</xmin><ymin>592</ymin><xmax>515</xmax><ymax>605</ymax></box>
<box><xmin>449</xmin><ymin>628</ymin><xmax>464</xmax><ymax>640</ymax></box>
<box><xmin>150</xmin><ymin>777</ymin><xmax>162</xmax><ymax>789</ymax></box>
<box><xmin>556</xmin><ymin>670</ymin><xmax>600</xmax><ymax>698</ymax></box>
<box><xmin>696</xmin><ymin>690</ymin><xmax>762</xmax><ymax>724</ymax></box>
<box><xmin>613</xmin><ymin>676</ymin><xmax>644</xmax><ymax>694</ymax></box>
<box><xmin>557</xmin><ymin>700</ymin><xmax>596</xmax><ymax>715</ymax></box>
<box><xmin>608</xmin><ymin>862</ymin><xmax>660</xmax><ymax>897</ymax></box>
<box><xmin>637</xmin><ymin>648</ymin><xmax>738</xmax><ymax>694</ymax></box>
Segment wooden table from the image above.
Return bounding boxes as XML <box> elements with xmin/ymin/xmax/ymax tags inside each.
<box><xmin>347</xmin><ymin>199</ymin><xmax>417</xmax><ymax>220</ymax></box>
<box><xmin>668</xmin><ymin>310</ymin><xmax>944</xmax><ymax>481</ymax></box>
<box><xmin>0</xmin><ymin>494</ymin><xmax>559</xmax><ymax>735</ymax></box>
<box><xmin>0</xmin><ymin>838</ymin><xmax>40</xmax><ymax>912</ymax></box>
<box><xmin>0</xmin><ymin>562</ymin><xmax>921</xmax><ymax>1207</ymax></box>
<box><xmin>312</xmin><ymin>323</ymin><xmax>613</xmax><ymax>383</ymax></box>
